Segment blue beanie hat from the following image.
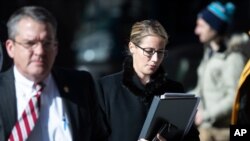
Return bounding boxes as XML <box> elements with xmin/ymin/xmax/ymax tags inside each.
<box><xmin>198</xmin><ymin>1</ymin><xmax>235</xmax><ymax>34</ymax></box>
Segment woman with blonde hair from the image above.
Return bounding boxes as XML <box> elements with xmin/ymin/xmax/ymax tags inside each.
<box><xmin>98</xmin><ymin>19</ymin><xmax>200</xmax><ymax>141</ymax></box>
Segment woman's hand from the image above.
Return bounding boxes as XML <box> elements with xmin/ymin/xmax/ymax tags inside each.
<box><xmin>138</xmin><ymin>139</ymin><xmax>147</xmax><ymax>141</ymax></box>
<box><xmin>195</xmin><ymin>110</ymin><xmax>203</xmax><ymax>126</ymax></box>
<box><xmin>138</xmin><ymin>134</ymin><xmax>167</xmax><ymax>141</ymax></box>
<box><xmin>156</xmin><ymin>133</ymin><xmax>166</xmax><ymax>141</ymax></box>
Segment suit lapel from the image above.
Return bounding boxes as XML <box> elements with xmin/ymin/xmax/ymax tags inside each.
<box><xmin>51</xmin><ymin>69</ymin><xmax>79</xmax><ymax>140</ymax></box>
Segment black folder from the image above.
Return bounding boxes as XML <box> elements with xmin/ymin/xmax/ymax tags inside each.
<box><xmin>138</xmin><ymin>93</ymin><xmax>200</xmax><ymax>141</ymax></box>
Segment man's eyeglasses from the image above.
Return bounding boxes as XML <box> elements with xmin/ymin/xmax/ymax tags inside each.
<box><xmin>133</xmin><ymin>43</ymin><xmax>167</xmax><ymax>57</ymax></box>
<box><xmin>12</xmin><ymin>39</ymin><xmax>57</xmax><ymax>50</ymax></box>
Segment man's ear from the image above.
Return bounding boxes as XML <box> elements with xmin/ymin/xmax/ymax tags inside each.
<box><xmin>5</xmin><ymin>39</ymin><xmax>14</xmax><ymax>58</ymax></box>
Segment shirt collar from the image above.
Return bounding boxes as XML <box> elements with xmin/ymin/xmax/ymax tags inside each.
<box><xmin>13</xmin><ymin>66</ymin><xmax>51</xmax><ymax>90</ymax></box>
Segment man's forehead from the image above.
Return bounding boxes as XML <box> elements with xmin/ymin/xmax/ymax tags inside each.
<box><xmin>15</xmin><ymin>19</ymin><xmax>55</xmax><ymax>40</ymax></box>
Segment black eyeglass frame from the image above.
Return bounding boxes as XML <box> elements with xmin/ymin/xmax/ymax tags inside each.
<box><xmin>132</xmin><ymin>42</ymin><xmax>168</xmax><ymax>57</ymax></box>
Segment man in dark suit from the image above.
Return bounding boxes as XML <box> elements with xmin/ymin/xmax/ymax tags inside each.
<box><xmin>0</xmin><ymin>6</ymin><xmax>108</xmax><ymax>141</ymax></box>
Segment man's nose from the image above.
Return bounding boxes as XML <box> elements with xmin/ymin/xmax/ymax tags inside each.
<box><xmin>34</xmin><ymin>42</ymin><xmax>45</xmax><ymax>54</ymax></box>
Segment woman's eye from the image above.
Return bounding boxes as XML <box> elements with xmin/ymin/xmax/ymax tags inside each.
<box><xmin>145</xmin><ymin>49</ymin><xmax>155</xmax><ymax>54</ymax></box>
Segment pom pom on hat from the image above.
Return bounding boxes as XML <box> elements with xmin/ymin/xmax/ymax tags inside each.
<box><xmin>198</xmin><ymin>1</ymin><xmax>235</xmax><ymax>34</ymax></box>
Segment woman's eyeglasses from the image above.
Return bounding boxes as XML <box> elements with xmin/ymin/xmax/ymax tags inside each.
<box><xmin>133</xmin><ymin>43</ymin><xmax>167</xmax><ymax>58</ymax></box>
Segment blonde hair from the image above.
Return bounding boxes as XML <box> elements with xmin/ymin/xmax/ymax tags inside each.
<box><xmin>129</xmin><ymin>20</ymin><xmax>168</xmax><ymax>45</ymax></box>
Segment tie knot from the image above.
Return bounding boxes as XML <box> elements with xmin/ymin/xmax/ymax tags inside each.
<box><xmin>35</xmin><ymin>82</ymin><xmax>45</xmax><ymax>92</ymax></box>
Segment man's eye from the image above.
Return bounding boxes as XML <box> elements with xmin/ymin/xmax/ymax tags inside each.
<box><xmin>25</xmin><ymin>42</ymin><xmax>36</xmax><ymax>47</ymax></box>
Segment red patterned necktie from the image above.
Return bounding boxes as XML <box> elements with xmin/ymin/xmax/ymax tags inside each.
<box><xmin>8</xmin><ymin>83</ymin><xmax>44</xmax><ymax>141</ymax></box>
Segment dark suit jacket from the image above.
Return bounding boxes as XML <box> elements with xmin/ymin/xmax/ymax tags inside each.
<box><xmin>0</xmin><ymin>67</ymin><xmax>108</xmax><ymax>141</ymax></box>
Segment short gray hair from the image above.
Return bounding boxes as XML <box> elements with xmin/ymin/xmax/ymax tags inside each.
<box><xmin>7</xmin><ymin>6</ymin><xmax>57</xmax><ymax>39</ymax></box>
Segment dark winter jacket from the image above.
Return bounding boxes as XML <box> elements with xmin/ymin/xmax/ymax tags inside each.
<box><xmin>98</xmin><ymin>57</ymin><xmax>200</xmax><ymax>141</ymax></box>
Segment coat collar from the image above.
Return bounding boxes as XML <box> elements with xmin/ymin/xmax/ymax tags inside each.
<box><xmin>122</xmin><ymin>57</ymin><xmax>169</xmax><ymax>98</ymax></box>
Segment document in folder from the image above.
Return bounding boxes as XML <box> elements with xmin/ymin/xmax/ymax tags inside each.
<box><xmin>138</xmin><ymin>93</ymin><xmax>200</xmax><ymax>141</ymax></box>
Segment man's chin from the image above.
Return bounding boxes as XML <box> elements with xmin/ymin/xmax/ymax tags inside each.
<box><xmin>30</xmin><ymin>68</ymin><xmax>48</xmax><ymax>77</ymax></box>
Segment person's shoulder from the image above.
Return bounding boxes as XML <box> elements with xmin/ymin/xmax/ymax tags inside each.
<box><xmin>0</xmin><ymin>68</ymin><xmax>14</xmax><ymax>95</ymax></box>
<box><xmin>99</xmin><ymin>71</ymin><xmax>123</xmax><ymax>87</ymax></box>
<box><xmin>165</xmin><ymin>78</ymin><xmax>182</xmax><ymax>84</ymax></box>
<box><xmin>54</xmin><ymin>67</ymin><xmax>91</xmax><ymax>74</ymax></box>
<box><xmin>101</xmin><ymin>71</ymin><xmax>123</xmax><ymax>81</ymax></box>
<box><xmin>53</xmin><ymin>67</ymin><xmax>94</xmax><ymax>81</ymax></box>
<box><xmin>227</xmin><ymin>51</ymin><xmax>245</xmax><ymax>59</ymax></box>
<box><xmin>0</xmin><ymin>67</ymin><xmax>13</xmax><ymax>80</ymax></box>
<box><xmin>164</xmin><ymin>77</ymin><xmax>185</xmax><ymax>92</ymax></box>
<box><xmin>225</xmin><ymin>51</ymin><xmax>247</xmax><ymax>66</ymax></box>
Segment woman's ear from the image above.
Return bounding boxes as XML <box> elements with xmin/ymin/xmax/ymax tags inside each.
<box><xmin>129</xmin><ymin>42</ymin><xmax>135</xmax><ymax>54</ymax></box>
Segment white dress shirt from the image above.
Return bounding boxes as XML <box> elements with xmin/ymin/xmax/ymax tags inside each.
<box><xmin>14</xmin><ymin>66</ymin><xmax>72</xmax><ymax>141</ymax></box>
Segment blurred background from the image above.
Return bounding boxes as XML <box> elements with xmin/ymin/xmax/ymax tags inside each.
<box><xmin>1</xmin><ymin>0</ymin><xmax>250</xmax><ymax>90</ymax></box>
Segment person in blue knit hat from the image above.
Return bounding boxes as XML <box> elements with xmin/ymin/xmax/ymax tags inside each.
<box><xmin>197</xmin><ymin>1</ymin><xmax>235</xmax><ymax>36</ymax></box>
<box><xmin>189</xmin><ymin>1</ymin><xmax>247</xmax><ymax>141</ymax></box>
